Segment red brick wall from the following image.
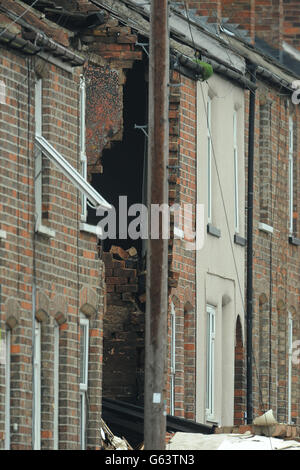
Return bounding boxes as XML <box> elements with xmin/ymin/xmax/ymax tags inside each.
<box><xmin>85</xmin><ymin>66</ymin><xmax>123</xmax><ymax>177</ymax></box>
<box><xmin>184</xmin><ymin>1</ymin><xmax>221</xmax><ymax>21</ymax></box>
<box><xmin>167</xmin><ymin>72</ymin><xmax>197</xmax><ymax>420</ymax></box>
<box><xmin>0</xmin><ymin>50</ymin><xmax>104</xmax><ymax>449</ymax></box>
<box><xmin>234</xmin><ymin>316</ymin><xmax>246</xmax><ymax>425</ymax></box>
<box><xmin>222</xmin><ymin>0</ymin><xmax>256</xmax><ymax>43</ymax></box>
<box><xmin>187</xmin><ymin>0</ymin><xmax>300</xmax><ymax>51</ymax></box>
<box><xmin>283</xmin><ymin>0</ymin><xmax>300</xmax><ymax>51</ymax></box>
<box><xmin>102</xmin><ymin>251</ymin><xmax>144</xmax><ymax>404</ymax></box>
<box><xmin>244</xmin><ymin>83</ymin><xmax>300</xmax><ymax>424</ymax></box>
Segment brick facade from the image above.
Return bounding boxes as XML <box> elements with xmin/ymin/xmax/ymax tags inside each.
<box><xmin>167</xmin><ymin>73</ymin><xmax>197</xmax><ymax>420</ymax></box>
<box><xmin>1</xmin><ymin>0</ymin><xmax>299</xmax><ymax>449</ymax></box>
<box><xmin>187</xmin><ymin>0</ymin><xmax>300</xmax><ymax>51</ymax></box>
<box><xmin>102</xmin><ymin>250</ymin><xmax>144</xmax><ymax>404</ymax></box>
<box><xmin>247</xmin><ymin>83</ymin><xmax>300</xmax><ymax>424</ymax></box>
<box><xmin>0</xmin><ymin>46</ymin><xmax>104</xmax><ymax>449</ymax></box>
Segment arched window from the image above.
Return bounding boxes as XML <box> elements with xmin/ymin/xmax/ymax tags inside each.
<box><xmin>33</xmin><ymin>321</ymin><xmax>41</xmax><ymax>450</ymax></box>
<box><xmin>170</xmin><ymin>302</ymin><xmax>176</xmax><ymax>416</ymax></box>
<box><xmin>53</xmin><ymin>322</ymin><xmax>60</xmax><ymax>449</ymax></box>
<box><xmin>234</xmin><ymin>316</ymin><xmax>245</xmax><ymax>425</ymax></box>
<box><xmin>80</xmin><ymin>315</ymin><xmax>89</xmax><ymax>450</ymax></box>
<box><xmin>259</xmin><ymin>294</ymin><xmax>269</xmax><ymax>412</ymax></box>
<box><xmin>4</xmin><ymin>327</ymin><xmax>11</xmax><ymax>450</ymax></box>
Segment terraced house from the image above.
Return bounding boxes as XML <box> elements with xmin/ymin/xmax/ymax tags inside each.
<box><xmin>0</xmin><ymin>0</ymin><xmax>299</xmax><ymax>451</ymax></box>
<box><xmin>0</xmin><ymin>0</ymin><xmax>111</xmax><ymax>450</ymax></box>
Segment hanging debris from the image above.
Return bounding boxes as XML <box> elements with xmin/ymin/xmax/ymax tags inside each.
<box><xmin>100</xmin><ymin>418</ymin><xmax>133</xmax><ymax>450</ymax></box>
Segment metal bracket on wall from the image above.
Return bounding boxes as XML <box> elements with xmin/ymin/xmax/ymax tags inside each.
<box><xmin>135</xmin><ymin>42</ymin><xmax>149</xmax><ymax>57</ymax></box>
<box><xmin>134</xmin><ymin>124</ymin><xmax>148</xmax><ymax>138</ymax></box>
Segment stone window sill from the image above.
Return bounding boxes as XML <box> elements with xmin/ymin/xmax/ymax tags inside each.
<box><xmin>36</xmin><ymin>224</ymin><xmax>56</xmax><ymax>238</ymax></box>
<box><xmin>234</xmin><ymin>234</ymin><xmax>246</xmax><ymax>246</ymax></box>
<box><xmin>289</xmin><ymin>235</ymin><xmax>300</xmax><ymax>246</ymax></box>
<box><xmin>207</xmin><ymin>223</ymin><xmax>221</xmax><ymax>238</ymax></box>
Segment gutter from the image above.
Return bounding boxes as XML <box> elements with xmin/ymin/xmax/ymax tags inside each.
<box><xmin>0</xmin><ymin>28</ymin><xmax>84</xmax><ymax>66</ymax></box>
<box><xmin>34</xmin><ymin>32</ymin><xmax>84</xmax><ymax>66</ymax></box>
<box><xmin>246</xmin><ymin>62</ymin><xmax>257</xmax><ymax>425</ymax></box>
<box><xmin>0</xmin><ymin>28</ymin><xmax>40</xmax><ymax>54</ymax></box>
<box><xmin>256</xmin><ymin>66</ymin><xmax>294</xmax><ymax>92</ymax></box>
<box><xmin>204</xmin><ymin>56</ymin><xmax>257</xmax><ymax>90</ymax></box>
<box><xmin>172</xmin><ymin>53</ymin><xmax>257</xmax><ymax>89</ymax></box>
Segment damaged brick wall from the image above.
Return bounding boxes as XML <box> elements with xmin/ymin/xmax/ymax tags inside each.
<box><xmin>81</xmin><ymin>18</ymin><xmax>142</xmax><ymax>178</ymax></box>
<box><xmin>102</xmin><ymin>249</ymin><xmax>145</xmax><ymax>404</ymax></box>
<box><xmin>85</xmin><ymin>65</ymin><xmax>124</xmax><ymax>177</ymax></box>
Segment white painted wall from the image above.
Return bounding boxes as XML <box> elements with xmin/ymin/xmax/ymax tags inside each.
<box><xmin>196</xmin><ymin>74</ymin><xmax>245</xmax><ymax>426</ymax></box>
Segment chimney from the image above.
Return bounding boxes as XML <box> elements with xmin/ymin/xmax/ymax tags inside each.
<box><xmin>185</xmin><ymin>1</ymin><xmax>300</xmax><ymax>56</ymax></box>
<box><xmin>283</xmin><ymin>0</ymin><xmax>300</xmax><ymax>51</ymax></box>
<box><xmin>221</xmin><ymin>0</ymin><xmax>256</xmax><ymax>44</ymax></box>
<box><xmin>255</xmin><ymin>0</ymin><xmax>283</xmax><ymax>52</ymax></box>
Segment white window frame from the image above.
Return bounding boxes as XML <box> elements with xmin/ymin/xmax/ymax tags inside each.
<box><xmin>80</xmin><ymin>317</ymin><xmax>89</xmax><ymax>450</ymax></box>
<box><xmin>207</xmin><ymin>97</ymin><xmax>212</xmax><ymax>223</ymax></box>
<box><xmin>206</xmin><ymin>305</ymin><xmax>215</xmax><ymax>421</ymax></box>
<box><xmin>34</xmin><ymin>78</ymin><xmax>111</xmax><ymax>236</ymax></box>
<box><xmin>80</xmin><ymin>392</ymin><xmax>86</xmax><ymax>450</ymax></box>
<box><xmin>288</xmin><ymin>312</ymin><xmax>293</xmax><ymax>425</ymax></box>
<box><xmin>170</xmin><ymin>302</ymin><xmax>176</xmax><ymax>416</ymax></box>
<box><xmin>33</xmin><ymin>322</ymin><xmax>41</xmax><ymax>450</ymax></box>
<box><xmin>0</xmin><ymin>80</ymin><xmax>6</xmax><ymax>104</ymax></box>
<box><xmin>289</xmin><ymin>117</ymin><xmax>294</xmax><ymax>234</ymax></box>
<box><xmin>35</xmin><ymin>79</ymin><xmax>43</xmax><ymax>232</ymax></box>
<box><xmin>53</xmin><ymin>323</ymin><xmax>59</xmax><ymax>450</ymax></box>
<box><xmin>35</xmin><ymin>135</ymin><xmax>110</xmax><ymax>211</ymax></box>
<box><xmin>80</xmin><ymin>75</ymin><xmax>88</xmax><ymax>222</ymax></box>
<box><xmin>233</xmin><ymin>110</ymin><xmax>239</xmax><ymax>233</ymax></box>
<box><xmin>5</xmin><ymin>328</ymin><xmax>11</xmax><ymax>450</ymax></box>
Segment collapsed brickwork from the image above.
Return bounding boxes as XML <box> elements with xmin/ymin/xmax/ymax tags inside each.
<box><xmin>1</xmin><ymin>0</ymin><xmax>299</xmax><ymax>448</ymax></box>
<box><xmin>102</xmin><ymin>248</ymin><xmax>144</xmax><ymax>404</ymax></box>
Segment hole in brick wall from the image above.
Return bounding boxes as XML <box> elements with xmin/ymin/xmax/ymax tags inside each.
<box><xmin>88</xmin><ymin>59</ymin><xmax>148</xmax><ymax>256</ymax></box>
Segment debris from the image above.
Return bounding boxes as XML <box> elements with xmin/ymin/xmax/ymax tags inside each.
<box><xmin>253</xmin><ymin>409</ymin><xmax>277</xmax><ymax>426</ymax></box>
<box><xmin>166</xmin><ymin>432</ymin><xmax>300</xmax><ymax>451</ymax></box>
<box><xmin>127</xmin><ymin>247</ymin><xmax>137</xmax><ymax>257</ymax></box>
<box><xmin>100</xmin><ymin>418</ymin><xmax>132</xmax><ymax>450</ymax></box>
<box><xmin>110</xmin><ymin>245</ymin><xmax>129</xmax><ymax>260</ymax></box>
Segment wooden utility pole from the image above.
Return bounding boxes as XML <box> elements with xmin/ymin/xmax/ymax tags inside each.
<box><xmin>144</xmin><ymin>0</ymin><xmax>170</xmax><ymax>450</ymax></box>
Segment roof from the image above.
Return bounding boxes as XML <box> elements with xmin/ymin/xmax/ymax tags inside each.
<box><xmin>3</xmin><ymin>0</ymin><xmax>299</xmax><ymax>86</ymax></box>
<box><xmin>0</xmin><ymin>0</ymin><xmax>90</xmax><ymax>65</ymax></box>
<box><xmin>255</xmin><ymin>36</ymin><xmax>300</xmax><ymax>77</ymax></box>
